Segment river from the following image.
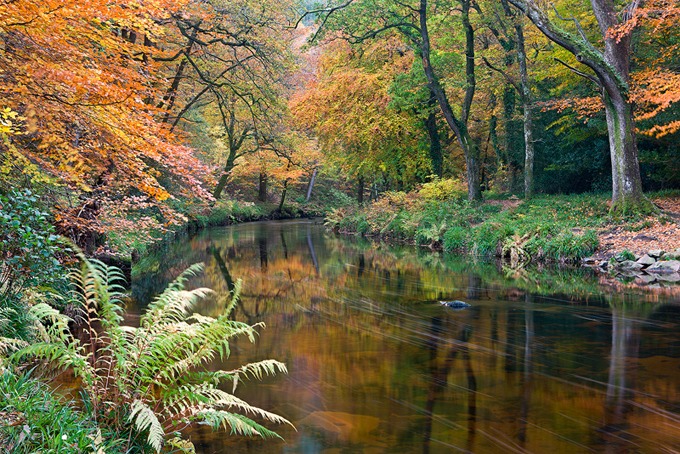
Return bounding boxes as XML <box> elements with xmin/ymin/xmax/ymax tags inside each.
<box><xmin>131</xmin><ymin>219</ymin><xmax>680</xmax><ymax>453</ymax></box>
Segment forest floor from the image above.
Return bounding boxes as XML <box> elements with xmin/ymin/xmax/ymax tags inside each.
<box><xmin>592</xmin><ymin>195</ymin><xmax>680</xmax><ymax>259</ymax></box>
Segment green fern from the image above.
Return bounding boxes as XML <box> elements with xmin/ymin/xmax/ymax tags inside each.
<box><xmin>12</xmin><ymin>258</ymin><xmax>292</xmax><ymax>452</ymax></box>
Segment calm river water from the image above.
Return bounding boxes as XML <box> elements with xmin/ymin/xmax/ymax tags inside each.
<box><xmin>131</xmin><ymin>219</ymin><xmax>680</xmax><ymax>453</ymax></box>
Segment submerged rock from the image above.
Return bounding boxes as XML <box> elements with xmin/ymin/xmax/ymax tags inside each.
<box><xmin>440</xmin><ymin>300</ymin><xmax>471</xmax><ymax>309</ymax></box>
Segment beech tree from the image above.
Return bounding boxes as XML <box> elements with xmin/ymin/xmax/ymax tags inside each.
<box><xmin>506</xmin><ymin>0</ymin><xmax>651</xmax><ymax>212</ymax></box>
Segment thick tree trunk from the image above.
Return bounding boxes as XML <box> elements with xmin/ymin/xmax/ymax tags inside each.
<box><xmin>258</xmin><ymin>172</ymin><xmax>268</xmax><ymax>202</ymax></box>
<box><xmin>464</xmin><ymin>137</ymin><xmax>482</xmax><ymax>201</ymax></box>
<box><xmin>424</xmin><ymin>99</ymin><xmax>443</xmax><ymax>178</ymax></box>
<box><xmin>425</xmin><ymin>112</ymin><xmax>443</xmax><ymax>178</ymax></box>
<box><xmin>604</xmin><ymin>92</ymin><xmax>645</xmax><ymax>211</ymax></box>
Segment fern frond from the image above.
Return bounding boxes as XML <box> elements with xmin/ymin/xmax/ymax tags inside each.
<box><xmin>198</xmin><ymin>387</ymin><xmax>292</xmax><ymax>427</ymax></box>
<box><xmin>228</xmin><ymin>359</ymin><xmax>288</xmax><ymax>383</ymax></box>
<box><xmin>12</xmin><ymin>342</ymin><xmax>96</xmax><ymax>387</ymax></box>
<box><xmin>0</xmin><ymin>336</ymin><xmax>28</xmax><ymax>357</ymax></box>
<box><xmin>197</xmin><ymin>409</ymin><xmax>284</xmax><ymax>439</ymax></box>
<box><xmin>222</xmin><ymin>279</ymin><xmax>243</xmax><ymax>315</ymax></box>
<box><xmin>129</xmin><ymin>399</ymin><xmax>165</xmax><ymax>453</ymax></box>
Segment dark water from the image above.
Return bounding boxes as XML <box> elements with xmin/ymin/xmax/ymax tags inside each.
<box><xmin>132</xmin><ymin>219</ymin><xmax>680</xmax><ymax>453</ymax></box>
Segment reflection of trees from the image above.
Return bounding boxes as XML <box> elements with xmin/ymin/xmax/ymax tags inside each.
<box><xmin>518</xmin><ymin>294</ymin><xmax>533</xmax><ymax>446</ymax></box>
<box><xmin>599</xmin><ymin>303</ymin><xmax>640</xmax><ymax>453</ymax></box>
<box><xmin>129</xmin><ymin>221</ymin><xmax>680</xmax><ymax>452</ymax></box>
<box><xmin>420</xmin><ymin>312</ymin><xmax>478</xmax><ymax>453</ymax></box>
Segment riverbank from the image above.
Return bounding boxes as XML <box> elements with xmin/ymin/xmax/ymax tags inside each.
<box><xmin>323</xmin><ymin>186</ymin><xmax>680</xmax><ymax>267</ymax></box>
<box><xmin>97</xmin><ymin>198</ymin><xmax>331</xmax><ymax>277</ymax></box>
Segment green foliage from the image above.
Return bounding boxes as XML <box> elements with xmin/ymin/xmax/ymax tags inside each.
<box><xmin>196</xmin><ymin>200</ymin><xmax>267</xmax><ymax>228</ymax></box>
<box><xmin>0</xmin><ymin>189</ymin><xmax>67</xmax><ymax>297</ymax></box>
<box><xmin>614</xmin><ymin>249</ymin><xmax>636</xmax><ymax>262</ymax></box>
<box><xmin>0</xmin><ymin>189</ymin><xmax>68</xmax><ymax>341</ymax></box>
<box><xmin>442</xmin><ymin>226</ymin><xmax>469</xmax><ymax>251</ymax></box>
<box><xmin>0</xmin><ymin>369</ymin><xmax>121</xmax><ymax>453</ymax></box>
<box><xmin>327</xmin><ymin>192</ymin><xmax>610</xmax><ymax>262</ymax></box>
<box><xmin>12</xmin><ymin>257</ymin><xmax>291</xmax><ymax>452</ymax></box>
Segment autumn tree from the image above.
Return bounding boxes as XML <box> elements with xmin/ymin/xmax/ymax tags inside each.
<box><xmin>302</xmin><ymin>0</ymin><xmax>486</xmax><ymax>201</ymax></box>
<box><xmin>0</xmin><ymin>0</ymin><xmax>216</xmax><ymax>245</ymax></box>
<box><xmin>506</xmin><ymin>0</ymin><xmax>653</xmax><ymax>212</ymax></box>
<box><xmin>292</xmin><ymin>39</ymin><xmax>432</xmax><ymax>201</ymax></box>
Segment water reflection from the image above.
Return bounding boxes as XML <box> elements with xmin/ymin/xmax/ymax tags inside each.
<box><xmin>131</xmin><ymin>220</ymin><xmax>680</xmax><ymax>453</ymax></box>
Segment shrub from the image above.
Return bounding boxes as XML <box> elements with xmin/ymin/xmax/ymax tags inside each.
<box><xmin>418</xmin><ymin>177</ymin><xmax>466</xmax><ymax>201</ymax></box>
<box><xmin>443</xmin><ymin>226</ymin><xmax>469</xmax><ymax>252</ymax></box>
<box><xmin>12</xmin><ymin>258</ymin><xmax>291</xmax><ymax>452</ymax></box>
<box><xmin>0</xmin><ymin>189</ymin><xmax>66</xmax><ymax>296</ymax></box>
<box><xmin>0</xmin><ymin>189</ymin><xmax>68</xmax><ymax>340</ymax></box>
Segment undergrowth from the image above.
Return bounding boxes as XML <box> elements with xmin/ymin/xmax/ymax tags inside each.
<box><xmin>326</xmin><ymin>191</ymin><xmax>617</xmax><ymax>262</ymax></box>
<box><xmin>0</xmin><ymin>370</ymin><xmax>121</xmax><ymax>453</ymax></box>
<box><xmin>4</xmin><ymin>256</ymin><xmax>291</xmax><ymax>453</ymax></box>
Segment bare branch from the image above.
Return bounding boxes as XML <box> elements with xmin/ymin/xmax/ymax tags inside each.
<box><xmin>554</xmin><ymin>57</ymin><xmax>599</xmax><ymax>85</ymax></box>
<box><xmin>482</xmin><ymin>57</ymin><xmax>520</xmax><ymax>92</ymax></box>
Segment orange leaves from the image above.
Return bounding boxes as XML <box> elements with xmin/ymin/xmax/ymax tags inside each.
<box><xmin>0</xmin><ymin>0</ymin><xmax>213</xmax><ymax>224</ymax></box>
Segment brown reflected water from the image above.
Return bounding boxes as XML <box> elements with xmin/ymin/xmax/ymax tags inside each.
<box><xmin>132</xmin><ymin>220</ymin><xmax>680</xmax><ymax>453</ymax></box>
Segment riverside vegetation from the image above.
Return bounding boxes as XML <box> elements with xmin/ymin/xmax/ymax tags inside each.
<box><xmin>1</xmin><ymin>246</ymin><xmax>291</xmax><ymax>452</ymax></box>
<box><xmin>324</xmin><ymin>179</ymin><xmax>679</xmax><ymax>267</ymax></box>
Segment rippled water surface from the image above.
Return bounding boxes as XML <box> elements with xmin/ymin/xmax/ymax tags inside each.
<box><xmin>132</xmin><ymin>220</ymin><xmax>680</xmax><ymax>453</ymax></box>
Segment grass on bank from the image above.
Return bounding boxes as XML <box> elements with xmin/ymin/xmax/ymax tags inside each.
<box><xmin>324</xmin><ymin>181</ymin><xmax>673</xmax><ymax>263</ymax></box>
<box><xmin>0</xmin><ymin>369</ymin><xmax>122</xmax><ymax>454</ymax></box>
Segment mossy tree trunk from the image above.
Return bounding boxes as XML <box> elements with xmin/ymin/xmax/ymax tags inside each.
<box><xmin>507</xmin><ymin>0</ymin><xmax>650</xmax><ymax>213</ymax></box>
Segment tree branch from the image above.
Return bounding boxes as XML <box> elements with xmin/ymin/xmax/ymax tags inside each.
<box><xmin>554</xmin><ymin>57</ymin><xmax>599</xmax><ymax>85</ymax></box>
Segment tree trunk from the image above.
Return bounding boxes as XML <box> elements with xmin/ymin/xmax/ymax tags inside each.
<box><xmin>306</xmin><ymin>167</ymin><xmax>318</xmax><ymax>202</ymax></box>
<box><xmin>357</xmin><ymin>175</ymin><xmax>365</xmax><ymax>205</ymax></box>
<box><xmin>506</xmin><ymin>0</ymin><xmax>649</xmax><ymax>212</ymax></box>
<box><xmin>425</xmin><ymin>95</ymin><xmax>443</xmax><ymax>178</ymax></box>
<box><xmin>514</xmin><ymin>20</ymin><xmax>534</xmax><ymax>198</ymax></box>
<box><xmin>213</xmin><ymin>155</ymin><xmax>237</xmax><ymax>200</ymax></box>
<box><xmin>258</xmin><ymin>172</ymin><xmax>268</xmax><ymax>202</ymax></box>
<box><xmin>522</xmin><ymin>99</ymin><xmax>534</xmax><ymax>198</ymax></box>
<box><xmin>278</xmin><ymin>179</ymin><xmax>289</xmax><ymax>213</ymax></box>
<box><xmin>418</xmin><ymin>0</ymin><xmax>482</xmax><ymax>201</ymax></box>
<box><xmin>465</xmin><ymin>138</ymin><xmax>482</xmax><ymax>201</ymax></box>
<box><xmin>604</xmin><ymin>91</ymin><xmax>645</xmax><ymax>211</ymax></box>
<box><xmin>159</xmin><ymin>22</ymin><xmax>199</xmax><ymax>123</ymax></box>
